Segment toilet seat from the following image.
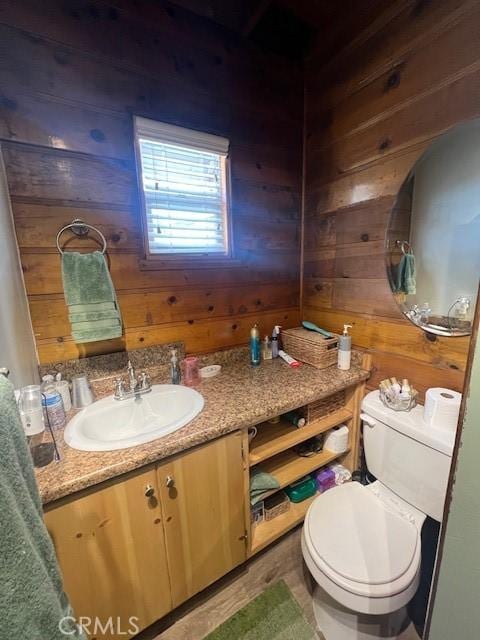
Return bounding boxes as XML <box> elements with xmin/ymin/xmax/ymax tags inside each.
<box><xmin>302</xmin><ymin>482</ymin><xmax>424</xmax><ymax>615</ymax></box>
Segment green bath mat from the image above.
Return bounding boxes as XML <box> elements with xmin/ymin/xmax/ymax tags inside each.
<box><xmin>204</xmin><ymin>580</ymin><xmax>318</xmax><ymax>640</ymax></box>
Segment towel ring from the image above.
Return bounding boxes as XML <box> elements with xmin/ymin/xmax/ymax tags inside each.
<box><xmin>56</xmin><ymin>219</ymin><xmax>107</xmax><ymax>255</ymax></box>
<box><xmin>395</xmin><ymin>240</ymin><xmax>413</xmax><ymax>255</ymax></box>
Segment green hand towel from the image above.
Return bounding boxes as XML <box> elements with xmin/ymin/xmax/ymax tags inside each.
<box><xmin>70</xmin><ymin>325</ymin><xmax>123</xmax><ymax>343</ymax></box>
<box><xmin>71</xmin><ymin>318</ymin><xmax>122</xmax><ymax>332</ymax></box>
<box><xmin>61</xmin><ymin>251</ymin><xmax>123</xmax><ymax>343</ymax></box>
<box><xmin>395</xmin><ymin>252</ymin><xmax>416</xmax><ymax>295</ymax></box>
<box><xmin>69</xmin><ymin>301</ymin><xmax>119</xmax><ymax>323</ymax></box>
<box><xmin>250</xmin><ymin>469</ymin><xmax>280</xmax><ymax>505</ymax></box>
<box><xmin>69</xmin><ymin>301</ymin><xmax>117</xmax><ymax>314</ymax></box>
<box><xmin>62</xmin><ymin>251</ymin><xmax>117</xmax><ymax>306</ymax></box>
<box><xmin>0</xmin><ymin>376</ymin><xmax>85</xmax><ymax>639</ymax></box>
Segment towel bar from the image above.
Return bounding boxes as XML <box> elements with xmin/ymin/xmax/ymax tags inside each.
<box><xmin>56</xmin><ymin>218</ymin><xmax>107</xmax><ymax>255</ymax></box>
<box><xmin>395</xmin><ymin>240</ymin><xmax>413</xmax><ymax>255</ymax></box>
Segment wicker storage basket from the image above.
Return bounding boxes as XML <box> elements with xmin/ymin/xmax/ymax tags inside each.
<box><xmin>281</xmin><ymin>327</ymin><xmax>338</xmax><ymax>369</ymax></box>
<box><xmin>304</xmin><ymin>390</ymin><xmax>346</xmax><ymax>423</ymax></box>
<box><xmin>264</xmin><ymin>491</ymin><xmax>290</xmax><ymax>521</ymax></box>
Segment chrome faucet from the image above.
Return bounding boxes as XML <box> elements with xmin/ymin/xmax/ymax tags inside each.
<box><xmin>114</xmin><ymin>360</ymin><xmax>151</xmax><ymax>401</ymax></box>
<box><xmin>127</xmin><ymin>360</ymin><xmax>137</xmax><ymax>392</ymax></box>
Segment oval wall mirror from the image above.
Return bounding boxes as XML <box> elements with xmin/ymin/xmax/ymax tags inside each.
<box><xmin>386</xmin><ymin>119</ymin><xmax>480</xmax><ymax>337</ymax></box>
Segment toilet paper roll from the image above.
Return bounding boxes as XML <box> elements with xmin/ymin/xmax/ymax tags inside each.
<box><xmin>423</xmin><ymin>387</ymin><xmax>462</xmax><ymax>432</ymax></box>
<box><xmin>324</xmin><ymin>425</ymin><xmax>349</xmax><ymax>454</ymax></box>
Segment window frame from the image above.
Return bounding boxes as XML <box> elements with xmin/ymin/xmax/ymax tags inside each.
<box><xmin>133</xmin><ymin>116</ymin><xmax>236</xmax><ymax>267</ymax></box>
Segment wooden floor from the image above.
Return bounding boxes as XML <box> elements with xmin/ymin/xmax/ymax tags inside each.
<box><xmin>137</xmin><ymin>526</ymin><xmax>316</xmax><ymax>640</ymax></box>
<box><xmin>137</xmin><ymin>525</ymin><xmax>422</xmax><ymax>640</ymax></box>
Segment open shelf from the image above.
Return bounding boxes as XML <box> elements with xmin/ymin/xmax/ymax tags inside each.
<box><xmin>251</xmin><ymin>492</ymin><xmax>319</xmax><ymax>554</ymax></box>
<box><xmin>249</xmin><ymin>407</ymin><xmax>352</xmax><ymax>466</ymax></box>
<box><xmin>254</xmin><ymin>447</ymin><xmax>348</xmax><ymax>501</ymax></box>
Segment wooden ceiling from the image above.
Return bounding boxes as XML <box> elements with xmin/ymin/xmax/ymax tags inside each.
<box><xmin>167</xmin><ymin>0</ymin><xmax>263</xmax><ymax>34</ymax></box>
<box><xmin>169</xmin><ymin>0</ymin><xmax>396</xmax><ymax>59</ymax></box>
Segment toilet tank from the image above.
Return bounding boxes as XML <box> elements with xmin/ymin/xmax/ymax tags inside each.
<box><xmin>361</xmin><ymin>390</ymin><xmax>456</xmax><ymax>521</ymax></box>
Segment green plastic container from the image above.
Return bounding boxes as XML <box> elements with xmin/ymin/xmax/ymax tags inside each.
<box><xmin>285</xmin><ymin>475</ymin><xmax>317</xmax><ymax>503</ymax></box>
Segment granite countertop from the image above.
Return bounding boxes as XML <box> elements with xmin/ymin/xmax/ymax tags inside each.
<box><xmin>36</xmin><ymin>354</ymin><xmax>369</xmax><ymax>505</ymax></box>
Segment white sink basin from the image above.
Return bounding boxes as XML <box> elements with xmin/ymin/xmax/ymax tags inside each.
<box><xmin>64</xmin><ymin>384</ymin><xmax>204</xmax><ymax>451</ymax></box>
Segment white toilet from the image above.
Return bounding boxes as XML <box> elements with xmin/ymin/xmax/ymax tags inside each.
<box><xmin>302</xmin><ymin>390</ymin><xmax>456</xmax><ymax>640</ymax></box>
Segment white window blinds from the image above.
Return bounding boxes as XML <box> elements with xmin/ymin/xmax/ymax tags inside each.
<box><xmin>134</xmin><ymin>117</ymin><xmax>230</xmax><ymax>256</ymax></box>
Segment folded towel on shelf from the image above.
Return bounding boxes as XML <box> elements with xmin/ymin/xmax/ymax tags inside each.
<box><xmin>250</xmin><ymin>469</ymin><xmax>280</xmax><ymax>505</ymax></box>
<box><xmin>395</xmin><ymin>252</ymin><xmax>416</xmax><ymax>295</ymax></box>
<box><xmin>0</xmin><ymin>375</ymin><xmax>85</xmax><ymax>639</ymax></box>
<box><xmin>61</xmin><ymin>251</ymin><xmax>122</xmax><ymax>343</ymax></box>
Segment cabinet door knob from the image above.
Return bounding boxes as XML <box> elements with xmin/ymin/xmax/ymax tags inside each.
<box><xmin>144</xmin><ymin>484</ymin><xmax>155</xmax><ymax>498</ymax></box>
<box><xmin>165</xmin><ymin>475</ymin><xmax>175</xmax><ymax>488</ymax></box>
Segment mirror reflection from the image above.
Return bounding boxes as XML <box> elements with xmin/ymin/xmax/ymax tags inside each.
<box><xmin>386</xmin><ymin>120</ymin><xmax>480</xmax><ymax>336</ymax></box>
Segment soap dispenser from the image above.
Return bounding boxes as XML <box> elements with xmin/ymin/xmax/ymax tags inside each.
<box><xmin>170</xmin><ymin>349</ymin><xmax>181</xmax><ymax>384</ymax></box>
<box><xmin>338</xmin><ymin>324</ymin><xmax>353</xmax><ymax>371</ymax></box>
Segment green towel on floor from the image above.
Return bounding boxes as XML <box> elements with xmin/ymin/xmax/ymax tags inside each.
<box><xmin>395</xmin><ymin>252</ymin><xmax>416</xmax><ymax>295</ymax></box>
<box><xmin>0</xmin><ymin>376</ymin><xmax>85</xmax><ymax>639</ymax></box>
<box><xmin>62</xmin><ymin>251</ymin><xmax>122</xmax><ymax>343</ymax></box>
<box><xmin>250</xmin><ymin>469</ymin><xmax>280</xmax><ymax>505</ymax></box>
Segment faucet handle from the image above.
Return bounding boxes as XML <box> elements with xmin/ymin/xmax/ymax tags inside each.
<box><xmin>139</xmin><ymin>372</ymin><xmax>151</xmax><ymax>390</ymax></box>
<box><xmin>114</xmin><ymin>377</ymin><xmax>125</xmax><ymax>399</ymax></box>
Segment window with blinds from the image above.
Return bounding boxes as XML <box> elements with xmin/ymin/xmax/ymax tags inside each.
<box><xmin>134</xmin><ymin>117</ymin><xmax>231</xmax><ymax>258</ymax></box>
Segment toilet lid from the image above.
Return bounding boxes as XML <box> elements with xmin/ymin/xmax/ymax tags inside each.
<box><xmin>305</xmin><ymin>483</ymin><xmax>418</xmax><ymax>586</ymax></box>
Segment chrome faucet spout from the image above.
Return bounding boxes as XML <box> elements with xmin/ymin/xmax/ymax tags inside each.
<box><xmin>114</xmin><ymin>362</ymin><xmax>152</xmax><ymax>401</ymax></box>
<box><xmin>127</xmin><ymin>360</ymin><xmax>136</xmax><ymax>392</ymax></box>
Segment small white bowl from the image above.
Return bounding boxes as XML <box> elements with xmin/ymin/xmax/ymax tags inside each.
<box><xmin>199</xmin><ymin>365</ymin><xmax>222</xmax><ymax>379</ymax></box>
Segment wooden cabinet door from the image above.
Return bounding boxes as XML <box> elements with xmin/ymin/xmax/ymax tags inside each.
<box><xmin>157</xmin><ymin>431</ymin><xmax>247</xmax><ymax>607</ymax></box>
<box><xmin>44</xmin><ymin>466</ymin><xmax>172</xmax><ymax>639</ymax></box>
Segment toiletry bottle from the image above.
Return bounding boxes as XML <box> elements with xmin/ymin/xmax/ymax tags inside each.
<box><xmin>262</xmin><ymin>335</ymin><xmax>272</xmax><ymax>361</ymax></box>
<box><xmin>40</xmin><ymin>375</ymin><xmax>66</xmax><ymax>429</ymax></box>
<box><xmin>276</xmin><ymin>325</ymin><xmax>283</xmax><ymax>351</ymax></box>
<box><xmin>399</xmin><ymin>378</ymin><xmax>411</xmax><ymax>400</ymax></box>
<box><xmin>170</xmin><ymin>349</ymin><xmax>181</xmax><ymax>384</ymax></box>
<box><xmin>55</xmin><ymin>372</ymin><xmax>72</xmax><ymax>412</ymax></box>
<box><xmin>338</xmin><ymin>324</ymin><xmax>352</xmax><ymax>371</ymax></box>
<box><xmin>390</xmin><ymin>377</ymin><xmax>401</xmax><ymax>397</ymax></box>
<box><xmin>283</xmin><ymin>411</ymin><xmax>306</xmax><ymax>428</ymax></box>
<box><xmin>278</xmin><ymin>350</ymin><xmax>301</xmax><ymax>368</ymax></box>
<box><xmin>250</xmin><ymin>324</ymin><xmax>261</xmax><ymax>366</ymax></box>
<box><xmin>271</xmin><ymin>325</ymin><xmax>281</xmax><ymax>358</ymax></box>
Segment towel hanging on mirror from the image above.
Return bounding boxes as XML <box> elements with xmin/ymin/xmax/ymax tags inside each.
<box><xmin>395</xmin><ymin>251</ymin><xmax>416</xmax><ymax>296</ymax></box>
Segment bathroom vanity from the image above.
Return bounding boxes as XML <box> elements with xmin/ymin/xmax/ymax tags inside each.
<box><xmin>45</xmin><ymin>433</ymin><xmax>247</xmax><ymax>634</ymax></box>
<box><xmin>40</xmin><ymin>353</ymin><xmax>370</xmax><ymax>638</ymax></box>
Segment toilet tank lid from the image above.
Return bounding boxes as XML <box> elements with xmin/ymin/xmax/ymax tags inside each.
<box><xmin>362</xmin><ymin>390</ymin><xmax>455</xmax><ymax>456</ymax></box>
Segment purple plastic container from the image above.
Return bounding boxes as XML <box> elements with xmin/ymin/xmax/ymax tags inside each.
<box><xmin>314</xmin><ymin>468</ymin><xmax>336</xmax><ymax>493</ymax></box>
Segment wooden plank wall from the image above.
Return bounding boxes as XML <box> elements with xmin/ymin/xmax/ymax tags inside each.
<box><xmin>302</xmin><ymin>0</ymin><xmax>479</xmax><ymax>399</ymax></box>
<box><xmin>0</xmin><ymin>0</ymin><xmax>302</xmax><ymax>364</ymax></box>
